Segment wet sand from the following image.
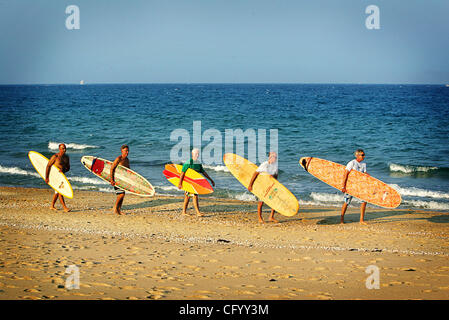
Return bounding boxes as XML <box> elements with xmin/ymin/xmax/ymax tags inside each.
<box><xmin>0</xmin><ymin>186</ymin><xmax>448</xmax><ymax>300</ymax></box>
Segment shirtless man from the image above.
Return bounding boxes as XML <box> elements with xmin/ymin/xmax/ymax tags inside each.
<box><xmin>110</xmin><ymin>145</ymin><xmax>130</xmax><ymax>215</ymax></box>
<box><xmin>45</xmin><ymin>143</ymin><xmax>71</xmax><ymax>212</ymax></box>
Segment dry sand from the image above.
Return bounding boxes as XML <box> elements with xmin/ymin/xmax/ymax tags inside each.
<box><xmin>0</xmin><ymin>186</ymin><xmax>448</xmax><ymax>300</ymax></box>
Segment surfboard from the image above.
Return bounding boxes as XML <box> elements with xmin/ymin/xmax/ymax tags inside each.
<box><xmin>299</xmin><ymin>157</ymin><xmax>401</xmax><ymax>208</ymax></box>
<box><xmin>163</xmin><ymin>164</ymin><xmax>213</xmax><ymax>195</ymax></box>
<box><xmin>223</xmin><ymin>153</ymin><xmax>299</xmax><ymax>217</ymax></box>
<box><xmin>28</xmin><ymin>151</ymin><xmax>74</xmax><ymax>198</ymax></box>
<box><xmin>81</xmin><ymin>156</ymin><xmax>155</xmax><ymax>197</ymax></box>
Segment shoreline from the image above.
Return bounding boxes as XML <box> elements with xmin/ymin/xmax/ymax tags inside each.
<box><xmin>1</xmin><ymin>186</ymin><xmax>448</xmax><ymax>300</ymax></box>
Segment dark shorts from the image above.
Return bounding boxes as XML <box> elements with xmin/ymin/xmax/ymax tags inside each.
<box><xmin>114</xmin><ymin>186</ymin><xmax>125</xmax><ymax>195</ymax></box>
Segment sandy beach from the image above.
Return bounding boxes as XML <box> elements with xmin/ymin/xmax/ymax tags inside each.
<box><xmin>0</xmin><ymin>186</ymin><xmax>448</xmax><ymax>300</ymax></box>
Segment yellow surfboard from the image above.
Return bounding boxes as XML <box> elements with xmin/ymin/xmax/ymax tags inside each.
<box><xmin>300</xmin><ymin>157</ymin><xmax>401</xmax><ymax>208</ymax></box>
<box><xmin>28</xmin><ymin>151</ymin><xmax>74</xmax><ymax>198</ymax></box>
<box><xmin>223</xmin><ymin>153</ymin><xmax>299</xmax><ymax>217</ymax></box>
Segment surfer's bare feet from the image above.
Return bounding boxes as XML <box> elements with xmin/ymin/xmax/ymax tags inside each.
<box><xmin>258</xmin><ymin>219</ymin><xmax>265</xmax><ymax>224</ymax></box>
<box><xmin>181</xmin><ymin>212</ymin><xmax>189</xmax><ymax>216</ymax></box>
<box><xmin>268</xmin><ymin>218</ymin><xmax>279</xmax><ymax>223</ymax></box>
<box><xmin>63</xmin><ymin>207</ymin><xmax>71</xmax><ymax>212</ymax></box>
<box><xmin>196</xmin><ymin>213</ymin><xmax>204</xmax><ymax>217</ymax></box>
<box><xmin>360</xmin><ymin>221</ymin><xmax>368</xmax><ymax>225</ymax></box>
<box><xmin>340</xmin><ymin>220</ymin><xmax>345</xmax><ymax>224</ymax></box>
<box><xmin>50</xmin><ymin>206</ymin><xmax>57</xmax><ymax>211</ymax></box>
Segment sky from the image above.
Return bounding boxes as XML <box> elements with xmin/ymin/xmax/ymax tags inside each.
<box><xmin>0</xmin><ymin>0</ymin><xmax>448</xmax><ymax>84</ymax></box>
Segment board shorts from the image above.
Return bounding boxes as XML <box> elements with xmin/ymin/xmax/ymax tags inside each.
<box><xmin>114</xmin><ymin>186</ymin><xmax>125</xmax><ymax>195</ymax></box>
<box><xmin>184</xmin><ymin>191</ymin><xmax>196</xmax><ymax>198</ymax></box>
<box><xmin>344</xmin><ymin>193</ymin><xmax>366</xmax><ymax>205</ymax></box>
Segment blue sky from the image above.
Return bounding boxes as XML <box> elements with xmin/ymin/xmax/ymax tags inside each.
<box><xmin>0</xmin><ymin>0</ymin><xmax>448</xmax><ymax>84</ymax></box>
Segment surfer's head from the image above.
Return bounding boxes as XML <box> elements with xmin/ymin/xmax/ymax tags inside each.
<box><xmin>355</xmin><ymin>149</ymin><xmax>365</xmax><ymax>161</ymax></box>
<box><xmin>191</xmin><ymin>148</ymin><xmax>200</xmax><ymax>161</ymax></box>
<box><xmin>121</xmin><ymin>145</ymin><xmax>129</xmax><ymax>157</ymax></box>
<box><xmin>58</xmin><ymin>144</ymin><xmax>66</xmax><ymax>154</ymax></box>
<box><xmin>268</xmin><ymin>151</ymin><xmax>277</xmax><ymax>164</ymax></box>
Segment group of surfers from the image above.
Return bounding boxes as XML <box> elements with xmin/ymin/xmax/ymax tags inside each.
<box><xmin>46</xmin><ymin>143</ymin><xmax>368</xmax><ymax>225</ymax></box>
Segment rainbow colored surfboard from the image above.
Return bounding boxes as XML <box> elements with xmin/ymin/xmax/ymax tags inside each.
<box><xmin>163</xmin><ymin>164</ymin><xmax>213</xmax><ymax>195</ymax></box>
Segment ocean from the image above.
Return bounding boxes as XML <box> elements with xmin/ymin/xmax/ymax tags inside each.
<box><xmin>0</xmin><ymin>83</ymin><xmax>448</xmax><ymax>211</ymax></box>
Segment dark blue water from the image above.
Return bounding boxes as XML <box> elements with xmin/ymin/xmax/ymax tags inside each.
<box><xmin>1</xmin><ymin>84</ymin><xmax>448</xmax><ymax>210</ymax></box>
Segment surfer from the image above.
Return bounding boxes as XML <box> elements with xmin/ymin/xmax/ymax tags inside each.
<box><xmin>341</xmin><ymin>149</ymin><xmax>369</xmax><ymax>225</ymax></box>
<box><xmin>248</xmin><ymin>152</ymin><xmax>279</xmax><ymax>223</ymax></box>
<box><xmin>45</xmin><ymin>143</ymin><xmax>71</xmax><ymax>212</ymax></box>
<box><xmin>177</xmin><ymin>148</ymin><xmax>215</xmax><ymax>217</ymax></box>
<box><xmin>110</xmin><ymin>145</ymin><xmax>130</xmax><ymax>215</ymax></box>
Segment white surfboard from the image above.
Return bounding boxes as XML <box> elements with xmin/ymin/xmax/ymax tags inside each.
<box><xmin>28</xmin><ymin>151</ymin><xmax>74</xmax><ymax>198</ymax></box>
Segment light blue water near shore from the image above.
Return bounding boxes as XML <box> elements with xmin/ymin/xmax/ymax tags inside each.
<box><xmin>0</xmin><ymin>84</ymin><xmax>448</xmax><ymax>210</ymax></box>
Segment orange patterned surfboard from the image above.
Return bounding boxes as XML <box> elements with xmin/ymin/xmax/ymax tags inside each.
<box><xmin>299</xmin><ymin>157</ymin><xmax>401</xmax><ymax>208</ymax></box>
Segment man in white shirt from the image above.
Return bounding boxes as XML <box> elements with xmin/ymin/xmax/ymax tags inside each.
<box><xmin>341</xmin><ymin>149</ymin><xmax>369</xmax><ymax>225</ymax></box>
<box><xmin>248</xmin><ymin>152</ymin><xmax>279</xmax><ymax>223</ymax></box>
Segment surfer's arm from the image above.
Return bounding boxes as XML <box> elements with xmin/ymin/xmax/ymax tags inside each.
<box><xmin>341</xmin><ymin>169</ymin><xmax>350</xmax><ymax>193</ymax></box>
<box><xmin>248</xmin><ymin>171</ymin><xmax>259</xmax><ymax>191</ymax></box>
<box><xmin>64</xmin><ymin>157</ymin><xmax>70</xmax><ymax>173</ymax></box>
<box><xmin>110</xmin><ymin>157</ymin><xmax>120</xmax><ymax>185</ymax></box>
<box><xmin>202</xmin><ymin>171</ymin><xmax>215</xmax><ymax>187</ymax></box>
<box><xmin>178</xmin><ymin>172</ymin><xmax>186</xmax><ymax>189</ymax></box>
<box><xmin>45</xmin><ymin>155</ymin><xmax>57</xmax><ymax>183</ymax></box>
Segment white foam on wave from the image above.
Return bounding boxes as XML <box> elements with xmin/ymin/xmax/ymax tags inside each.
<box><xmin>203</xmin><ymin>165</ymin><xmax>230</xmax><ymax>173</ymax></box>
<box><xmin>48</xmin><ymin>141</ymin><xmax>99</xmax><ymax>151</ymax></box>
<box><xmin>310</xmin><ymin>192</ymin><xmax>344</xmax><ymax>203</ymax></box>
<box><xmin>68</xmin><ymin>176</ymin><xmax>108</xmax><ymax>185</ymax></box>
<box><xmin>98</xmin><ymin>187</ymin><xmax>114</xmax><ymax>193</ymax></box>
<box><xmin>299</xmin><ymin>192</ymin><xmax>363</xmax><ymax>207</ymax></box>
<box><xmin>155</xmin><ymin>185</ymin><xmax>179</xmax><ymax>191</ymax></box>
<box><xmin>389</xmin><ymin>163</ymin><xmax>438</xmax><ymax>174</ymax></box>
<box><xmin>390</xmin><ymin>184</ymin><xmax>449</xmax><ymax>199</ymax></box>
<box><xmin>402</xmin><ymin>199</ymin><xmax>449</xmax><ymax>211</ymax></box>
<box><xmin>233</xmin><ymin>193</ymin><xmax>257</xmax><ymax>202</ymax></box>
<box><xmin>0</xmin><ymin>165</ymin><xmax>40</xmax><ymax>178</ymax></box>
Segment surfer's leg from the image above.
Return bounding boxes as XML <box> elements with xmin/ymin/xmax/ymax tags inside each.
<box><xmin>268</xmin><ymin>209</ymin><xmax>278</xmax><ymax>223</ymax></box>
<box><xmin>182</xmin><ymin>193</ymin><xmax>190</xmax><ymax>215</ymax></box>
<box><xmin>257</xmin><ymin>201</ymin><xmax>264</xmax><ymax>223</ymax></box>
<box><xmin>193</xmin><ymin>195</ymin><xmax>202</xmax><ymax>216</ymax></box>
<box><xmin>58</xmin><ymin>194</ymin><xmax>71</xmax><ymax>212</ymax></box>
<box><xmin>117</xmin><ymin>194</ymin><xmax>125</xmax><ymax>215</ymax></box>
<box><xmin>50</xmin><ymin>192</ymin><xmax>58</xmax><ymax>210</ymax></box>
<box><xmin>113</xmin><ymin>187</ymin><xmax>125</xmax><ymax>215</ymax></box>
<box><xmin>340</xmin><ymin>203</ymin><xmax>348</xmax><ymax>224</ymax></box>
<box><xmin>341</xmin><ymin>194</ymin><xmax>351</xmax><ymax>224</ymax></box>
<box><xmin>360</xmin><ymin>202</ymin><xmax>367</xmax><ymax>225</ymax></box>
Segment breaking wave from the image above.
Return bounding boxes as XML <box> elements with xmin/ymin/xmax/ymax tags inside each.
<box><xmin>48</xmin><ymin>141</ymin><xmax>100</xmax><ymax>151</ymax></box>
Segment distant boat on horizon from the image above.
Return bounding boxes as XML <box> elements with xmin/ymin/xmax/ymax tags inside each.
<box><xmin>80</xmin><ymin>80</ymin><xmax>85</xmax><ymax>85</ymax></box>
